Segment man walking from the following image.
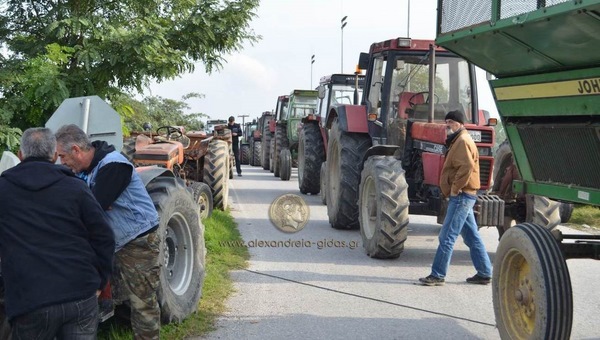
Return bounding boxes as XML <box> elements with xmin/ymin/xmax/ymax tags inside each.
<box><xmin>0</xmin><ymin>127</ymin><xmax>115</xmax><ymax>339</ymax></box>
<box><xmin>55</xmin><ymin>124</ymin><xmax>161</xmax><ymax>339</ymax></box>
<box><xmin>419</xmin><ymin>110</ymin><xmax>492</xmax><ymax>286</ymax></box>
<box><xmin>228</xmin><ymin>116</ymin><xmax>243</xmax><ymax>176</ymax></box>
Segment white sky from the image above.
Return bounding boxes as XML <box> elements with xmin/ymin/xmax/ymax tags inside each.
<box><xmin>147</xmin><ymin>0</ymin><xmax>499</xmax><ymax>122</ymax></box>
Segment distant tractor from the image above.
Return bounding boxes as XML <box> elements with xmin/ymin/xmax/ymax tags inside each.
<box><xmin>325</xmin><ymin>37</ymin><xmax>503</xmax><ymax>258</ymax></box>
<box><xmin>437</xmin><ymin>1</ymin><xmax>600</xmax><ymax>338</ymax></box>
<box><xmin>297</xmin><ymin>74</ymin><xmax>365</xmax><ymax>196</ymax></box>
<box><xmin>267</xmin><ymin>95</ymin><xmax>289</xmax><ymax>173</ymax></box>
<box><xmin>270</xmin><ymin>90</ymin><xmax>319</xmax><ymax>181</ymax></box>
<box><xmin>258</xmin><ymin>111</ymin><xmax>275</xmax><ymax>170</ymax></box>
<box><xmin>239</xmin><ymin>121</ymin><xmax>254</xmax><ymax>165</ymax></box>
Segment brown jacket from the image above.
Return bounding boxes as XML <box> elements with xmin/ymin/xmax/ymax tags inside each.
<box><xmin>440</xmin><ymin>129</ymin><xmax>480</xmax><ymax>197</ymax></box>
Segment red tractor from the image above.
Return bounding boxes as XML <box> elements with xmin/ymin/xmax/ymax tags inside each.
<box><xmin>267</xmin><ymin>95</ymin><xmax>289</xmax><ymax>174</ymax></box>
<box><xmin>325</xmin><ymin>37</ymin><xmax>503</xmax><ymax>258</ymax></box>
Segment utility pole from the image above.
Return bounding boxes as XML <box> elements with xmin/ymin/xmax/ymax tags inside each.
<box><xmin>237</xmin><ymin>114</ymin><xmax>249</xmax><ymax>126</ymax></box>
<box><xmin>407</xmin><ymin>0</ymin><xmax>411</xmax><ymax>37</ymax></box>
<box><xmin>341</xmin><ymin>16</ymin><xmax>347</xmax><ymax>73</ymax></box>
<box><xmin>311</xmin><ymin>55</ymin><xmax>315</xmax><ymax>89</ymax></box>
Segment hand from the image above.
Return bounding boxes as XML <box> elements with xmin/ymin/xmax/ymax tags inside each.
<box><xmin>232</xmin><ymin>133</ymin><xmax>237</xmax><ymax>136</ymax></box>
<box><xmin>96</xmin><ymin>290</ymin><xmax>101</xmax><ymax>297</ymax></box>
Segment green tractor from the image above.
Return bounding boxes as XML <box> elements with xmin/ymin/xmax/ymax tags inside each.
<box><xmin>270</xmin><ymin>90</ymin><xmax>319</xmax><ymax>180</ymax></box>
<box><xmin>437</xmin><ymin>1</ymin><xmax>600</xmax><ymax>338</ymax></box>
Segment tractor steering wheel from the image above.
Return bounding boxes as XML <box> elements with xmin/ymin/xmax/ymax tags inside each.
<box><xmin>408</xmin><ymin>91</ymin><xmax>440</xmax><ymax>107</ymax></box>
<box><xmin>156</xmin><ymin>126</ymin><xmax>183</xmax><ymax>141</ymax></box>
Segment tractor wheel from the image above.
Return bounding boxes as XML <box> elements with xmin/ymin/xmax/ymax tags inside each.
<box><xmin>326</xmin><ymin>118</ymin><xmax>371</xmax><ymax>230</ymax></box>
<box><xmin>146</xmin><ymin>176</ymin><xmax>205</xmax><ymax>324</ymax></box>
<box><xmin>269</xmin><ymin>138</ymin><xmax>275</xmax><ymax>173</ymax></box>
<box><xmin>298</xmin><ymin>122</ymin><xmax>325</xmax><ymax>195</ymax></box>
<box><xmin>493</xmin><ymin>223</ymin><xmax>572</xmax><ymax>340</ymax></box>
<box><xmin>203</xmin><ymin>140</ymin><xmax>229</xmax><ymax>210</ymax></box>
<box><xmin>274</xmin><ymin>124</ymin><xmax>289</xmax><ymax>178</ymax></box>
<box><xmin>493</xmin><ymin>140</ymin><xmax>562</xmax><ymax>238</ymax></box>
<box><xmin>189</xmin><ymin>182</ymin><xmax>213</xmax><ymax>220</ymax></box>
<box><xmin>358</xmin><ymin>156</ymin><xmax>410</xmax><ymax>259</ymax></box>
<box><xmin>320</xmin><ymin>162</ymin><xmax>327</xmax><ymax>205</ymax></box>
<box><xmin>559</xmin><ymin>203</ymin><xmax>574</xmax><ymax>223</ymax></box>
<box><xmin>252</xmin><ymin>141</ymin><xmax>262</xmax><ymax>166</ymax></box>
<box><xmin>121</xmin><ymin>137</ymin><xmax>136</xmax><ymax>163</ymax></box>
<box><xmin>240</xmin><ymin>144</ymin><xmax>250</xmax><ymax>165</ymax></box>
<box><xmin>279</xmin><ymin>148</ymin><xmax>292</xmax><ymax>181</ymax></box>
<box><xmin>262</xmin><ymin>128</ymin><xmax>272</xmax><ymax>170</ymax></box>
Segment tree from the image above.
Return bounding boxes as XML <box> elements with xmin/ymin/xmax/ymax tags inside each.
<box><xmin>0</xmin><ymin>0</ymin><xmax>260</xmax><ymax>128</ymax></box>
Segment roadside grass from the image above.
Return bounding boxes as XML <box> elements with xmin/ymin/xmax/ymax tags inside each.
<box><xmin>565</xmin><ymin>205</ymin><xmax>600</xmax><ymax>233</ymax></box>
<box><xmin>99</xmin><ymin>209</ymin><xmax>249</xmax><ymax>339</ymax></box>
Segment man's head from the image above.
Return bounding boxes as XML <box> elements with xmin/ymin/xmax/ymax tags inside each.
<box><xmin>18</xmin><ymin>128</ymin><xmax>57</xmax><ymax>162</ymax></box>
<box><xmin>228</xmin><ymin>116</ymin><xmax>235</xmax><ymax>123</ymax></box>
<box><xmin>55</xmin><ymin>124</ymin><xmax>94</xmax><ymax>173</ymax></box>
<box><xmin>444</xmin><ymin>110</ymin><xmax>465</xmax><ymax>134</ymax></box>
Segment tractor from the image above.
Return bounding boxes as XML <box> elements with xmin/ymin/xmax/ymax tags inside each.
<box><xmin>258</xmin><ymin>111</ymin><xmax>274</xmax><ymax>170</ymax></box>
<box><xmin>267</xmin><ymin>95</ymin><xmax>289</xmax><ymax>173</ymax></box>
<box><xmin>297</xmin><ymin>73</ymin><xmax>365</xmax><ymax>199</ymax></box>
<box><xmin>270</xmin><ymin>90</ymin><xmax>319</xmax><ymax>181</ymax></box>
<box><xmin>240</xmin><ymin>119</ymin><xmax>261</xmax><ymax>166</ymax></box>
<box><xmin>436</xmin><ymin>0</ymin><xmax>600</xmax><ymax>338</ymax></box>
<box><xmin>43</xmin><ymin>96</ymin><xmax>206</xmax><ymax>326</ymax></box>
<box><xmin>325</xmin><ymin>38</ymin><xmax>504</xmax><ymax>254</ymax></box>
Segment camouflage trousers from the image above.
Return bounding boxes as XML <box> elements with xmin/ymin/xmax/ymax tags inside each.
<box><xmin>113</xmin><ymin>228</ymin><xmax>161</xmax><ymax>340</ymax></box>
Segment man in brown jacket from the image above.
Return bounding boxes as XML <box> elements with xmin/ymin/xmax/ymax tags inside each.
<box><xmin>418</xmin><ymin>110</ymin><xmax>492</xmax><ymax>286</ymax></box>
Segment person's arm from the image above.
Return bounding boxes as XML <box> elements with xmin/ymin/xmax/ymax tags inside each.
<box><xmin>92</xmin><ymin>163</ymin><xmax>132</xmax><ymax>210</ymax></box>
<box><xmin>79</xmin><ymin>186</ymin><xmax>116</xmax><ymax>289</ymax></box>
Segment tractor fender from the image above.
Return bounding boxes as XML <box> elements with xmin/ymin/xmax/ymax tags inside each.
<box><xmin>360</xmin><ymin>145</ymin><xmax>400</xmax><ymax>174</ymax></box>
<box><xmin>326</xmin><ymin>105</ymin><xmax>368</xmax><ymax>133</ymax></box>
<box><xmin>136</xmin><ymin>166</ymin><xmax>175</xmax><ymax>187</ymax></box>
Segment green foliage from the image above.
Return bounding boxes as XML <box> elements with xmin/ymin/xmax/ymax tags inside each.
<box><xmin>568</xmin><ymin>205</ymin><xmax>600</xmax><ymax>230</ymax></box>
<box><xmin>0</xmin><ymin>0</ymin><xmax>260</xmax><ymax>129</ymax></box>
<box><xmin>0</xmin><ymin>126</ymin><xmax>23</xmax><ymax>153</ymax></box>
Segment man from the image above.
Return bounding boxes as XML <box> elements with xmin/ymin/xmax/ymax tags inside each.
<box><xmin>228</xmin><ymin>115</ymin><xmax>243</xmax><ymax>176</ymax></box>
<box><xmin>55</xmin><ymin>124</ymin><xmax>161</xmax><ymax>339</ymax></box>
<box><xmin>0</xmin><ymin>127</ymin><xmax>115</xmax><ymax>339</ymax></box>
<box><xmin>419</xmin><ymin>110</ymin><xmax>492</xmax><ymax>286</ymax></box>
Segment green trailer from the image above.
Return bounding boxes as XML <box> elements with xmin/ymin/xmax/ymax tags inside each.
<box><xmin>436</xmin><ymin>0</ymin><xmax>600</xmax><ymax>338</ymax></box>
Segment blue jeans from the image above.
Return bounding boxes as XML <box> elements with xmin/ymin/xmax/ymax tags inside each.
<box><xmin>11</xmin><ymin>294</ymin><xmax>98</xmax><ymax>340</ymax></box>
<box><xmin>431</xmin><ymin>193</ymin><xmax>492</xmax><ymax>278</ymax></box>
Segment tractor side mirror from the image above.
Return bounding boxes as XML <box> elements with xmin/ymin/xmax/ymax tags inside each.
<box><xmin>358</xmin><ymin>52</ymin><xmax>369</xmax><ymax>70</ymax></box>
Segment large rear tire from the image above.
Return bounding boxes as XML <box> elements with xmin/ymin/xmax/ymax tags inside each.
<box><xmin>146</xmin><ymin>177</ymin><xmax>205</xmax><ymax>324</ymax></box>
<box><xmin>298</xmin><ymin>122</ymin><xmax>325</xmax><ymax>195</ymax></box>
<box><xmin>121</xmin><ymin>137</ymin><xmax>136</xmax><ymax>164</ymax></box>
<box><xmin>203</xmin><ymin>140</ymin><xmax>229</xmax><ymax>210</ymax></box>
<box><xmin>269</xmin><ymin>138</ymin><xmax>275</xmax><ymax>173</ymax></box>
<box><xmin>279</xmin><ymin>148</ymin><xmax>292</xmax><ymax>181</ymax></box>
<box><xmin>273</xmin><ymin>125</ymin><xmax>288</xmax><ymax>178</ymax></box>
<box><xmin>493</xmin><ymin>223</ymin><xmax>572</xmax><ymax>340</ymax></box>
<box><xmin>358</xmin><ymin>156</ymin><xmax>410</xmax><ymax>259</ymax></box>
<box><xmin>326</xmin><ymin>118</ymin><xmax>371</xmax><ymax>229</ymax></box>
<box><xmin>252</xmin><ymin>141</ymin><xmax>262</xmax><ymax>166</ymax></box>
<box><xmin>189</xmin><ymin>181</ymin><xmax>213</xmax><ymax>220</ymax></box>
<box><xmin>320</xmin><ymin>161</ymin><xmax>327</xmax><ymax>205</ymax></box>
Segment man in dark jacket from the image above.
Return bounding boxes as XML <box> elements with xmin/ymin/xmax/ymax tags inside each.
<box><xmin>55</xmin><ymin>124</ymin><xmax>161</xmax><ymax>339</ymax></box>
<box><xmin>228</xmin><ymin>116</ymin><xmax>243</xmax><ymax>176</ymax></box>
<box><xmin>0</xmin><ymin>127</ymin><xmax>115</xmax><ymax>339</ymax></box>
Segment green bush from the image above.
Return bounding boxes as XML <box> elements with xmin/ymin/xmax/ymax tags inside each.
<box><xmin>0</xmin><ymin>126</ymin><xmax>22</xmax><ymax>154</ymax></box>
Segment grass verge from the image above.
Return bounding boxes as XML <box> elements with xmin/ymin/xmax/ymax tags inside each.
<box><xmin>565</xmin><ymin>205</ymin><xmax>600</xmax><ymax>233</ymax></box>
<box><xmin>99</xmin><ymin>209</ymin><xmax>249</xmax><ymax>339</ymax></box>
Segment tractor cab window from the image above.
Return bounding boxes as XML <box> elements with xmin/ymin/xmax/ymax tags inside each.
<box><xmin>367</xmin><ymin>56</ymin><xmax>387</xmax><ymax>116</ymax></box>
<box><xmin>317</xmin><ymin>85</ymin><xmax>331</xmax><ymax>119</ymax></box>
<box><xmin>279</xmin><ymin>101</ymin><xmax>290</xmax><ymax>120</ymax></box>
<box><xmin>331</xmin><ymin>84</ymin><xmax>361</xmax><ymax>106</ymax></box>
<box><xmin>290</xmin><ymin>97</ymin><xmax>318</xmax><ymax>118</ymax></box>
<box><xmin>388</xmin><ymin>54</ymin><xmax>473</xmax><ymax>123</ymax></box>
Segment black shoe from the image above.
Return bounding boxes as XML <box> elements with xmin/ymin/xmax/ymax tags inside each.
<box><xmin>98</xmin><ymin>299</ymin><xmax>114</xmax><ymax>322</ymax></box>
<box><xmin>237</xmin><ymin>173</ymin><xmax>242</xmax><ymax>177</ymax></box>
<box><xmin>466</xmin><ymin>274</ymin><xmax>491</xmax><ymax>285</ymax></box>
<box><xmin>418</xmin><ymin>275</ymin><xmax>445</xmax><ymax>286</ymax></box>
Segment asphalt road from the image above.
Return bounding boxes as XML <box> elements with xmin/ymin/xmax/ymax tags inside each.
<box><xmin>199</xmin><ymin>165</ymin><xmax>600</xmax><ymax>340</ymax></box>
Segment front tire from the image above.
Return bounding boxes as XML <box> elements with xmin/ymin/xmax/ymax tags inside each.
<box><xmin>493</xmin><ymin>223</ymin><xmax>572</xmax><ymax>340</ymax></box>
<box><xmin>146</xmin><ymin>177</ymin><xmax>205</xmax><ymax>324</ymax></box>
<box><xmin>298</xmin><ymin>123</ymin><xmax>325</xmax><ymax>194</ymax></box>
<box><xmin>189</xmin><ymin>182</ymin><xmax>213</xmax><ymax>220</ymax></box>
<box><xmin>252</xmin><ymin>141</ymin><xmax>262</xmax><ymax>166</ymax></box>
<box><xmin>279</xmin><ymin>148</ymin><xmax>292</xmax><ymax>181</ymax></box>
<box><xmin>273</xmin><ymin>125</ymin><xmax>288</xmax><ymax>178</ymax></box>
<box><xmin>320</xmin><ymin>162</ymin><xmax>327</xmax><ymax>205</ymax></box>
<box><xmin>203</xmin><ymin>140</ymin><xmax>229</xmax><ymax>210</ymax></box>
<box><xmin>240</xmin><ymin>144</ymin><xmax>250</xmax><ymax>165</ymax></box>
<box><xmin>358</xmin><ymin>156</ymin><xmax>410</xmax><ymax>259</ymax></box>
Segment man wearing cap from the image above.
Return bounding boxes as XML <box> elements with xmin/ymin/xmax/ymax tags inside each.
<box><xmin>418</xmin><ymin>110</ymin><xmax>492</xmax><ymax>286</ymax></box>
<box><xmin>228</xmin><ymin>116</ymin><xmax>243</xmax><ymax>177</ymax></box>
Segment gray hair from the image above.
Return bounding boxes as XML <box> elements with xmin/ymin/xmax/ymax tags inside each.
<box><xmin>20</xmin><ymin>128</ymin><xmax>57</xmax><ymax>161</ymax></box>
<box><xmin>54</xmin><ymin>124</ymin><xmax>92</xmax><ymax>153</ymax></box>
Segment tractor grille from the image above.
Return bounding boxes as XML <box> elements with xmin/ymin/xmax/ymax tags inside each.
<box><xmin>480</xmin><ymin>129</ymin><xmax>493</xmax><ymax>144</ymax></box>
<box><xmin>518</xmin><ymin>124</ymin><xmax>600</xmax><ymax>188</ymax></box>
<box><xmin>479</xmin><ymin>158</ymin><xmax>492</xmax><ymax>188</ymax></box>
<box><xmin>499</xmin><ymin>0</ymin><xmax>570</xmax><ymax>20</ymax></box>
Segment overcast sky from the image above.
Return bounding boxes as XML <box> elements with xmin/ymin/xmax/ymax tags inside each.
<box><xmin>147</xmin><ymin>0</ymin><xmax>498</xmax><ymax>123</ymax></box>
